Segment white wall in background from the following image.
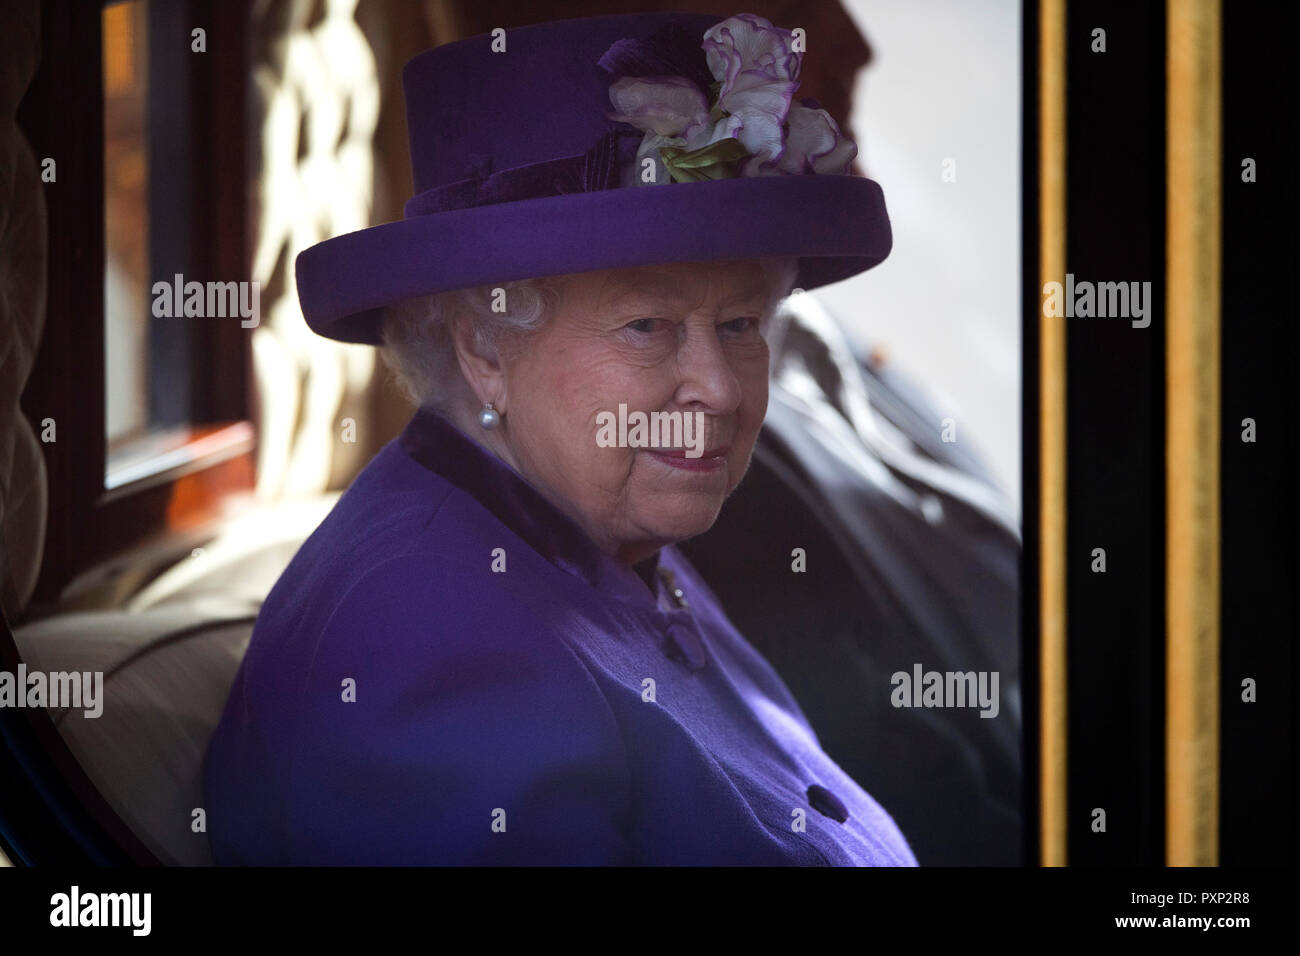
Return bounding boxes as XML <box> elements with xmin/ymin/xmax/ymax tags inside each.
<box><xmin>816</xmin><ymin>0</ymin><xmax>1022</xmax><ymax>514</ymax></box>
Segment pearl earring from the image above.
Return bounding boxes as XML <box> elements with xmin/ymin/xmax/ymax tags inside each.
<box><xmin>479</xmin><ymin>402</ymin><xmax>500</xmax><ymax>430</ymax></box>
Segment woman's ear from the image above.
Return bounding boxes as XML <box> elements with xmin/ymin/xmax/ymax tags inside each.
<box><xmin>448</xmin><ymin>311</ymin><xmax>508</xmax><ymax>414</ymax></box>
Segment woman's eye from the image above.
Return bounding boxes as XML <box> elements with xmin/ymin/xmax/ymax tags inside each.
<box><xmin>721</xmin><ymin>316</ymin><xmax>759</xmax><ymax>335</ymax></box>
<box><xmin>625</xmin><ymin>317</ymin><xmax>665</xmax><ymax>334</ymax></box>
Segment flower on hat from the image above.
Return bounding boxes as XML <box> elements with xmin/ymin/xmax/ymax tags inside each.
<box><xmin>603</xmin><ymin>13</ymin><xmax>857</xmax><ymax>183</ymax></box>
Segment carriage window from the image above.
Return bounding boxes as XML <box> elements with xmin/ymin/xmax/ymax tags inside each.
<box><xmin>101</xmin><ymin>0</ymin><xmax>252</xmax><ymax>494</ymax></box>
<box><xmin>103</xmin><ymin>0</ymin><xmax>154</xmax><ymax>450</ymax></box>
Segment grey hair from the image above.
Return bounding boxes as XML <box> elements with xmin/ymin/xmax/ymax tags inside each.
<box><xmin>379</xmin><ymin>278</ymin><xmax>562</xmax><ymax>413</ymax></box>
<box><xmin>379</xmin><ymin>257</ymin><xmax>801</xmax><ymax>411</ymax></box>
<box><xmin>752</xmin><ymin>255</ymin><xmax>801</xmax><ymax>361</ymax></box>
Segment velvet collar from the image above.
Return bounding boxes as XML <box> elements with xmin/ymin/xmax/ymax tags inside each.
<box><xmin>398</xmin><ymin>408</ymin><xmax>660</xmax><ymax>602</ymax></box>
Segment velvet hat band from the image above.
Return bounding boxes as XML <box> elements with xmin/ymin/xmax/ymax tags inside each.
<box><xmin>403</xmin><ymin>127</ymin><xmax>643</xmax><ymax>218</ymax></box>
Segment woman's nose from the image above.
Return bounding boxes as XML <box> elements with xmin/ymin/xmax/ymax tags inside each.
<box><xmin>672</xmin><ymin>322</ymin><xmax>743</xmax><ymax>413</ymax></box>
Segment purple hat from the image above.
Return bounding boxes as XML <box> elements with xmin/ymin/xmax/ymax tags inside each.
<box><xmin>295</xmin><ymin>11</ymin><xmax>892</xmax><ymax>345</ymax></box>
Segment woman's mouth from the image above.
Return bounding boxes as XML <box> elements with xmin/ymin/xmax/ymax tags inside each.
<box><xmin>644</xmin><ymin>445</ymin><xmax>730</xmax><ymax>472</ymax></box>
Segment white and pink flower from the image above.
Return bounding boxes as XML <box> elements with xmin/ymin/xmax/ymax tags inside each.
<box><xmin>605</xmin><ymin>13</ymin><xmax>857</xmax><ymax>181</ymax></box>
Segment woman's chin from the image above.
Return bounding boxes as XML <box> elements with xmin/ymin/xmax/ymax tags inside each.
<box><xmin>631</xmin><ymin>499</ymin><xmax>726</xmax><ymax>547</ymax></box>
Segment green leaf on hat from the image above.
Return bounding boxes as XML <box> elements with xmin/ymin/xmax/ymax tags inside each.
<box><xmin>658</xmin><ymin>137</ymin><xmax>752</xmax><ymax>183</ymax></box>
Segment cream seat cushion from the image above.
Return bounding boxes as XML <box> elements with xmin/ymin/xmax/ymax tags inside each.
<box><xmin>12</xmin><ymin>495</ymin><xmax>337</xmax><ymax>865</ymax></box>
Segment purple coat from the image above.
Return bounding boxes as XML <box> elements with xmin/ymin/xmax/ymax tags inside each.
<box><xmin>202</xmin><ymin>409</ymin><xmax>918</xmax><ymax>865</ymax></box>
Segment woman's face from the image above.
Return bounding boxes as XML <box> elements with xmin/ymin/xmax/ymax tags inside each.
<box><xmin>497</xmin><ymin>259</ymin><xmax>781</xmax><ymax>565</ymax></box>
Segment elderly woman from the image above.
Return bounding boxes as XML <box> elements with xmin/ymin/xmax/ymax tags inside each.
<box><xmin>203</xmin><ymin>11</ymin><xmax>913</xmax><ymax>866</ymax></box>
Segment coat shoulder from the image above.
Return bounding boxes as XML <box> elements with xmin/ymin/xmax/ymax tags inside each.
<box><xmin>206</xmin><ymin>539</ymin><xmax>632</xmax><ymax>864</ymax></box>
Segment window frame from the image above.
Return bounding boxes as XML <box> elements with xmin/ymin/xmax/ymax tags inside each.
<box><xmin>17</xmin><ymin>0</ymin><xmax>254</xmax><ymax>610</ymax></box>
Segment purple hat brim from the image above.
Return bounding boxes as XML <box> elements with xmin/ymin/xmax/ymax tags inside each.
<box><xmin>296</xmin><ymin>172</ymin><xmax>891</xmax><ymax>345</ymax></box>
